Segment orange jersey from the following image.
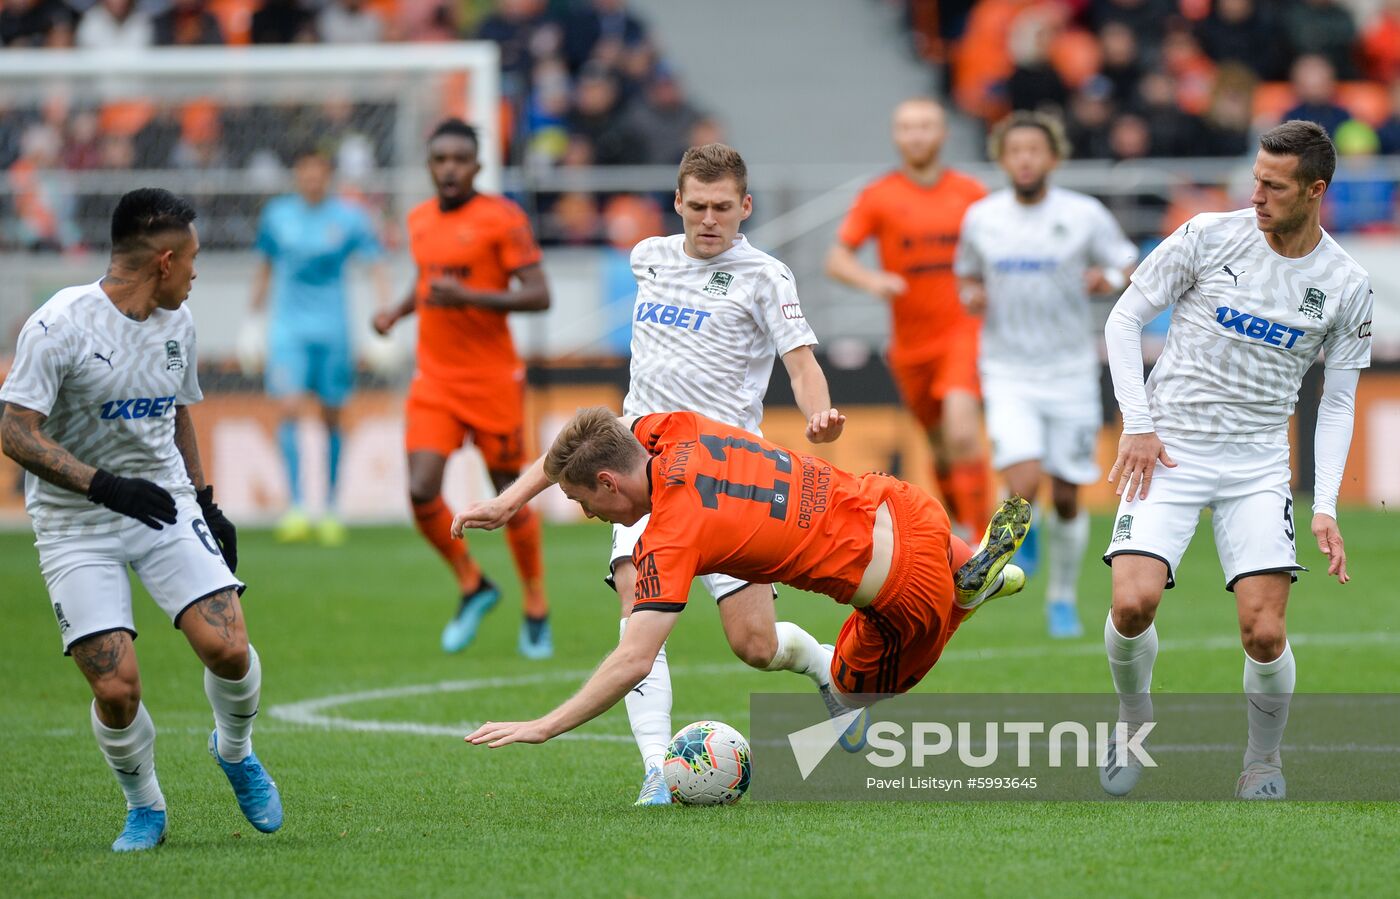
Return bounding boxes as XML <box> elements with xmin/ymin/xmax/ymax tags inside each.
<box><xmin>837</xmin><ymin>169</ymin><xmax>986</xmax><ymax>363</ymax></box>
<box><xmin>629</xmin><ymin>411</ymin><xmax>896</xmax><ymax>612</ymax></box>
<box><xmin>406</xmin><ymin>194</ymin><xmax>542</xmax><ymax>402</ymax></box>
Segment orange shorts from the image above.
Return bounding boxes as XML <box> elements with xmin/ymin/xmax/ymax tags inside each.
<box><xmin>890</xmin><ymin>322</ymin><xmax>981</xmax><ymax>429</ymax></box>
<box><xmin>404</xmin><ymin>382</ymin><xmax>526</xmax><ymax>473</ymax></box>
<box><xmin>830</xmin><ymin>479</ymin><xmax>963</xmax><ymax>697</ymax></box>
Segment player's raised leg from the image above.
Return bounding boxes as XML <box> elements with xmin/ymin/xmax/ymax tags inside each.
<box><xmin>178</xmin><ymin>589</ymin><xmax>282</xmax><ymax>832</ymax></box>
<box><xmin>1233</xmin><ymin>573</ymin><xmax>1294</xmax><ymax>799</ymax></box>
<box><xmin>1100</xmin><ymin>554</ymin><xmax>1166</xmax><ymax>795</ymax></box>
<box><xmin>612</xmin><ymin>556</ymin><xmax>673</xmax><ymax>805</ymax></box>
<box><xmin>73</xmin><ymin>630</ymin><xmax>169</xmax><ymax>852</ymax></box>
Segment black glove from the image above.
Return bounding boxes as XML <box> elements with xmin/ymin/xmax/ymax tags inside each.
<box><xmin>87</xmin><ymin>469</ymin><xmax>177</xmax><ymax>530</ymax></box>
<box><xmin>196</xmin><ymin>484</ymin><xmax>238</xmax><ymax>573</ymax></box>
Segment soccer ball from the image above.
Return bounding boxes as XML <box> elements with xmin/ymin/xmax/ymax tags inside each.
<box><xmin>663</xmin><ymin>720</ymin><xmax>751</xmax><ymax>806</ymax></box>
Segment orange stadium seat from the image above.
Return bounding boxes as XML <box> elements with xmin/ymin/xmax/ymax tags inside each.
<box><xmin>1253</xmin><ymin>81</ymin><xmax>1392</xmax><ymax>128</ymax></box>
<box><xmin>209</xmin><ymin>0</ymin><xmax>255</xmax><ymax>45</ymax></box>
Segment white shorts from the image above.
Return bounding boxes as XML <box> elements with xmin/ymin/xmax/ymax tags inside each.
<box><xmin>982</xmin><ymin>368</ymin><xmax>1101</xmax><ymax>484</ymax></box>
<box><xmin>608</xmin><ymin>516</ymin><xmax>759</xmax><ymax>601</ymax></box>
<box><xmin>1102</xmin><ymin>439</ymin><xmax>1304</xmax><ymax>592</ymax></box>
<box><xmin>36</xmin><ymin>494</ymin><xmax>244</xmax><ymax>654</ymax></box>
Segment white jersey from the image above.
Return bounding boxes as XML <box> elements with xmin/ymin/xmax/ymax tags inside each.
<box><xmin>623</xmin><ymin>233</ymin><xmax>818</xmax><ymax>431</ymax></box>
<box><xmin>0</xmin><ymin>281</ymin><xmax>202</xmax><ymax>536</ymax></box>
<box><xmin>1131</xmin><ymin>209</ymin><xmax>1373</xmax><ymax>444</ymax></box>
<box><xmin>955</xmin><ymin>186</ymin><xmax>1138</xmax><ymax>377</ymax></box>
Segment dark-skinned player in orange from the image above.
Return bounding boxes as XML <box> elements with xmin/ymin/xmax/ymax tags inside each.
<box><xmin>452</xmin><ymin>407</ymin><xmax>1030</xmax><ymax>749</ymax></box>
<box><xmin>826</xmin><ymin>97</ymin><xmax>992</xmax><ymax>541</ymax></box>
<box><xmin>373</xmin><ymin>118</ymin><xmax>552</xmax><ymax>658</ymax></box>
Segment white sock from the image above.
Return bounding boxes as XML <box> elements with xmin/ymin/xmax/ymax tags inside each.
<box><xmin>205</xmin><ymin>644</ymin><xmax>261</xmax><ymax>764</ymax></box>
<box><xmin>1104</xmin><ymin>614</ymin><xmax>1157</xmax><ymax>725</ymax></box>
<box><xmin>1045</xmin><ymin>509</ymin><xmax>1089</xmax><ymax>604</ymax></box>
<box><xmin>763</xmin><ymin>621</ymin><xmax>830</xmax><ymax>688</ymax></box>
<box><xmin>619</xmin><ymin>618</ymin><xmax>672</xmax><ymax>773</ymax></box>
<box><xmin>91</xmin><ymin>701</ymin><xmax>165</xmax><ymax>811</ymax></box>
<box><xmin>1243</xmin><ymin>641</ymin><xmax>1295</xmax><ymax>767</ymax></box>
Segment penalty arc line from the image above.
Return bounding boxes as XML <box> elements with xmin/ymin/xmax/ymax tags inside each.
<box><xmin>264</xmin><ymin>631</ymin><xmax>1400</xmax><ymax>743</ymax></box>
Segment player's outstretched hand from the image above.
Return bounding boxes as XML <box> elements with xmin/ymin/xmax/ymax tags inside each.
<box><xmin>466</xmin><ymin>719</ymin><xmax>551</xmax><ymax>748</ymax></box>
<box><xmin>426</xmin><ymin>278</ymin><xmax>473</xmax><ymax>307</ymax></box>
<box><xmin>452</xmin><ymin>499</ymin><xmax>517</xmax><ymax>536</ymax></box>
<box><xmin>371</xmin><ymin>309</ymin><xmax>398</xmax><ymax>336</ymax></box>
<box><xmin>1311</xmin><ymin>513</ymin><xmax>1349</xmax><ymax>584</ymax></box>
<box><xmin>196</xmin><ymin>485</ymin><xmax>238</xmax><ymax>573</ymax></box>
<box><xmin>87</xmin><ymin>469</ymin><xmax>178</xmax><ymax>530</ymax></box>
<box><xmin>1108</xmin><ymin>431</ymin><xmax>1176</xmax><ymax>501</ymax></box>
<box><xmin>806</xmin><ymin>408</ymin><xmax>846</xmax><ymax>444</ymax></box>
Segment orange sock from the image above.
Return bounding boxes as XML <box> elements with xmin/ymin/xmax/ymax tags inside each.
<box><xmin>506</xmin><ymin>505</ymin><xmax>548</xmax><ymax>618</ymax></box>
<box><xmin>412</xmin><ymin>496</ymin><xmax>481</xmax><ymax>594</ymax></box>
<box><xmin>946</xmin><ymin>459</ymin><xmax>991</xmax><ymax>537</ymax></box>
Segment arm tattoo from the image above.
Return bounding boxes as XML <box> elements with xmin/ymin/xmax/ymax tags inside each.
<box><xmin>0</xmin><ymin>405</ymin><xmax>96</xmax><ymax>495</ymax></box>
<box><xmin>173</xmin><ymin>406</ymin><xmax>205</xmax><ymax>489</ymax></box>
<box><xmin>193</xmin><ymin>590</ymin><xmax>240</xmax><ymax>646</ymax></box>
<box><xmin>72</xmin><ymin>631</ymin><xmax>128</xmax><ymax>678</ymax></box>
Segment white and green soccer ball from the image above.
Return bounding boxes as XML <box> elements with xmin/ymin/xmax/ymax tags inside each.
<box><xmin>663</xmin><ymin>720</ymin><xmax>751</xmax><ymax>806</ymax></box>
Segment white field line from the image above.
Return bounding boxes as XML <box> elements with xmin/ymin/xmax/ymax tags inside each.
<box><xmin>255</xmin><ymin>631</ymin><xmax>1400</xmax><ymax>744</ymax></box>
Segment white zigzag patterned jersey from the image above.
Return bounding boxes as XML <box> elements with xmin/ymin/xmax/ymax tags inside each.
<box><xmin>1130</xmin><ymin>209</ymin><xmax>1373</xmax><ymax>444</ymax></box>
<box><xmin>623</xmin><ymin>234</ymin><xmax>818</xmax><ymax>431</ymax></box>
<box><xmin>0</xmin><ymin>282</ymin><xmax>202</xmax><ymax>536</ymax></box>
<box><xmin>955</xmin><ymin>186</ymin><xmax>1138</xmax><ymax>377</ymax></box>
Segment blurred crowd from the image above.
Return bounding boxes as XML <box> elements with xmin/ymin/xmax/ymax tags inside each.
<box><xmin>0</xmin><ymin>0</ymin><xmax>704</xmax><ymax>249</ymax></box>
<box><xmin>903</xmin><ymin>0</ymin><xmax>1400</xmax><ymax>232</ymax></box>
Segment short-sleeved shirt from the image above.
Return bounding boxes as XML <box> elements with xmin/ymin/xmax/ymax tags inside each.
<box><xmin>624</xmin><ymin>234</ymin><xmax>819</xmax><ymax>432</ymax></box>
<box><xmin>837</xmin><ymin>169</ymin><xmax>987</xmax><ymax>364</ymax></box>
<box><xmin>0</xmin><ymin>282</ymin><xmax>201</xmax><ymax>536</ymax></box>
<box><xmin>628</xmin><ymin>411</ymin><xmax>887</xmax><ymax>613</ymax></box>
<box><xmin>254</xmin><ymin>194</ymin><xmax>382</xmax><ymax>343</ymax></box>
<box><xmin>956</xmin><ymin>187</ymin><xmax>1138</xmax><ymax>377</ymax></box>
<box><xmin>406</xmin><ymin>193</ymin><xmax>542</xmax><ymax>416</ymax></box>
<box><xmin>1130</xmin><ymin>209</ymin><xmax>1373</xmax><ymax>444</ymax></box>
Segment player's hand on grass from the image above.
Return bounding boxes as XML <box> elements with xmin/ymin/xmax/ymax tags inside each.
<box><xmin>452</xmin><ymin>499</ymin><xmax>517</xmax><ymax>536</ymax></box>
<box><xmin>867</xmin><ymin>271</ymin><xmax>907</xmax><ymax>301</ymax></box>
<box><xmin>805</xmin><ymin>408</ymin><xmax>846</xmax><ymax>444</ymax></box>
<box><xmin>1312</xmin><ymin>513</ymin><xmax>1349</xmax><ymax>584</ymax></box>
<box><xmin>426</xmin><ymin>278</ymin><xmax>474</xmax><ymax>307</ymax></box>
<box><xmin>195</xmin><ymin>485</ymin><xmax>238</xmax><ymax>573</ymax></box>
<box><xmin>86</xmin><ymin>469</ymin><xmax>178</xmax><ymax>530</ymax></box>
<box><xmin>1109</xmin><ymin>431</ymin><xmax>1176</xmax><ymax>501</ymax></box>
<box><xmin>371</xmin><ymin>309</ymin><xmax>398</xmax><ymax>335</ymax></box>
<box><xmin>466</xmin><ymin>719</ymin><xmax>551</xmax><ymax>747</ymax></box>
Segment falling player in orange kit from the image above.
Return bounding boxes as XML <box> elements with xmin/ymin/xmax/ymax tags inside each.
<box><xmin>373</xmin><ymin>118</ymin><xmax>552</xmax><ymax>658</ymax></box>
<box><xmin>453</xmin><ymin>408</ymin><xmax>1030</xmax><ymax>748</ymax></box>
<box><xmin>826</xmin><ymin>97</ymin><xmax>992</xmax><ymax>538</ymax></box>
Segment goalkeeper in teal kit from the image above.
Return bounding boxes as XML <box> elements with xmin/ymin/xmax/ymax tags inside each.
<box><xmin>250</xmin><ymin>146</ymin><xmax>392</xmax><ymax>544</ymax></box>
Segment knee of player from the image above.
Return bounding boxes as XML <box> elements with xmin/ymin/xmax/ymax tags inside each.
<box><xmin>1051</xmin><ymin>488</ymin><xmax>1079</xmax><ymax>521</ymax></box>
<box><xmin>90</xmin><ymin>676</ymin><xmax>141</xmax><ymax>719</ymax></box>
<box><xmin>1239</xmin><ymin>624</ymin><xmax>1287</xmax><ymax>662</ymax></box>
<box><xmin>731</xmin><ymin>631</ymin><xmax>777</xmax><ymax>670</ymax></box>
<box><xmin>1110</xmin><ymin>594</ymin><xmax>1159</xmax><ymax>635</ymax></box>
<box><xmin>200</xmin><ymin>639</ymin><xmax>251</xmax><ymax>680</ymax></box>
<box><xmin>408</xmin><ymin>480</ymin><xmax>440</xmax><ymax>507</ymax></box>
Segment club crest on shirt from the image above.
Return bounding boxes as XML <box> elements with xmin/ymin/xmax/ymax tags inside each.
<box><xmin>1111</xmin><ymin>514</ymin><xmax>1133</xmax><ymax>544</ymax></box>
<box><xmin>703</xmin><ymin>271</ymin><xmax>733</xmax><ymax>296</ymax></box>
<box><xmin>1298</xmin><ymin>288</ymin><xmax>1326</xmax><ymax>320</ymax></box>
<box><xmin>164</xmin><ymin>339</ymin><xmax>185</xmax><ymax>371</ymax></box>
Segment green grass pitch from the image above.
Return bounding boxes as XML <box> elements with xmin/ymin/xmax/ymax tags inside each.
<box><xmin>3</xmin><ymin>511</ymin><xmax>1398</xmax><ymax>897</ymax></box>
